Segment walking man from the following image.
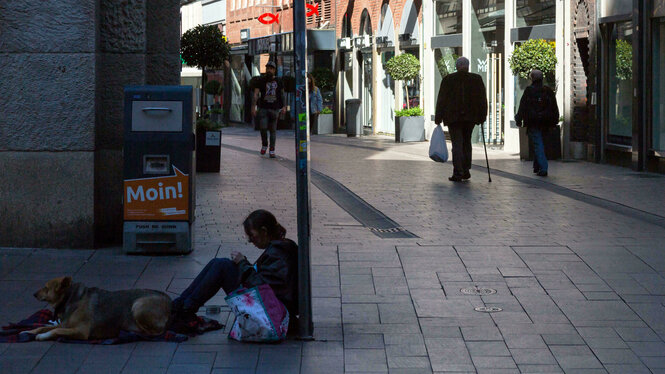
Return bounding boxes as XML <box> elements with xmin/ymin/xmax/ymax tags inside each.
<box><xmin>252</xmin><ymin>61</ymin><xmax>285</xmax><ymax>158</ymax></box>
<box><xmin>515</xmin><ymin>69</ymin><xmax>559</xmax><ymax>177</ymax></box>
<box><xmin>435</xmin><ymin>57</ymin><xmax>488</xmax><ymax>182</ymax></box>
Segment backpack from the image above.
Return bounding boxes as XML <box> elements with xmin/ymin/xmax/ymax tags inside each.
<box><xmin>526</xmin><ymin>86</ymin><xmax>557</xmax><ymax>127</ymax></box>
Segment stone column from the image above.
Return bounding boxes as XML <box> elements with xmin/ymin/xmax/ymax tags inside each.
<box><xmin>0</xmin><ymin>1</ymin><xmax>97</xmax><ymax>248</ymax></box>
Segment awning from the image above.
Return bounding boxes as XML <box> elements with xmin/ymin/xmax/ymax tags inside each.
<box><xmin>376</xmin><ymin>6</ymin><xmax>395</xmax><ymax>47</ymax></box>
<box><xmin>247</xmin><ymin>29</ymin><xmax>336</xmax><ymax>55</ymax></box>
<box><xmin>398</xmin><ymin>0</ymin><xmax>420</xmax><ymax>47</ymax></box>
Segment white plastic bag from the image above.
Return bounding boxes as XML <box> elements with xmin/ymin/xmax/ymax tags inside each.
<box><xmin>429</xmin><ymin>125</ymin><xmax>449</xmax><ymax>163</ymax></box>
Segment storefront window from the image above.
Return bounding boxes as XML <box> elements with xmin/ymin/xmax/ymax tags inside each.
<box><xmin>435</xmin><ymin>0</ymin><xmax>462</xmax><ymax>35</ymax></box>
<box><xmin>471</xmin><ymin>0</ymin><xmax>505</xmax><ymax>144</ymax></box>
<box><xmin>433</xmin><ymin>47</ymin><xmax>462</xmax><ymax>102</ymax></box>
<box><xmin>608</xmin><ymin>21</ymin><xmax>633</xmax><ymax>145</ymax></box>
<box><xmin>515</xmin><ymin>0</ymin><xmax>555</xmax><ymax>27</ymax></box>
<box><xmin>653</xmin><ymin>18</ymin><xmax>665</xmax><ymax>152</ymax></box>
<box><xmin>229</xmin><ymin>55</ymin><xmax>248</xmax><ymax>123</ymax></box>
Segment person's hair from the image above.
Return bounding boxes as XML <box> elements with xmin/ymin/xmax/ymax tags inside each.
<box><xmin>529</xmin><ymin>69</ymin><xmax>543</xmax><ymax>82</ymax></box>
<box><xmin>455</xmin><ymin>57</ymin><xmax>470</xmax><ymax>72</ymax></box>
<box><xmin>243</xmin><ymin>209</ymin><xmax>286</xmax><ymax>239</ymax></box>
<box><xmin>307</xmin><ymin>73</ymin><xmax>316</xmax><ymax>91</ymax></box>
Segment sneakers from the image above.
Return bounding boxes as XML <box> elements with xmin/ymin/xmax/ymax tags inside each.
<box><xmin>260</xmin><ymin>146</ymin><xmax>267</xmax><ymax>155</ymax></box>
<box><xmin>536</xmin><ymin>170</ymin><xmax>548</xmax><ymax>177</ymax></box>
<box><xmin>269</xmin><ymin>148</ymin><xmax>276</xmax><ymax>158</ymax></box>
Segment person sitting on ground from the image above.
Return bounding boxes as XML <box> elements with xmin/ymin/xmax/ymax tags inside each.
<box><xmin>170</xmin><ymin>209</ymin><xmax>299</xmax><ymax>333</ymax></box>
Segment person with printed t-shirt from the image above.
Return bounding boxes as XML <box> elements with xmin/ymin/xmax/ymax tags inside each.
<box><xmin>252</xmin><ymin>61</ymin><xmax>285</xmax><ymax>158</ymax></box>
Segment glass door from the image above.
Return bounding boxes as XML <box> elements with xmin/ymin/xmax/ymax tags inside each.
<box><xmin>607</xmin><ymin>21</ymin><xmax>633</xmax><ymax>146</ymax></box>
<box><xmin>652</xmin><ymin>17</ymin><xmax>665</xmax><ymax>152</ymax></box>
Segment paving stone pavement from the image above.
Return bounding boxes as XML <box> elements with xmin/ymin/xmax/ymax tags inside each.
<box><xmin>1</xmin><ymin>125</ymin><xmax>665</xmax><ymax>374</ymax></box>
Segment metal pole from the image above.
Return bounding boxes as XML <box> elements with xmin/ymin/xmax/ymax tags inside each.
<box><xmin>293</xmin><ymin>0</ymin><xmax>313</xmax><ymax>340</ymax></box>
<box><xmin>481</xmin><ymin>122</ymin><xmax>492</xmax><ymax>183</ymax></box>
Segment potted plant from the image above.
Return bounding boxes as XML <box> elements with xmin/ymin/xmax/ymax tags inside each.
<box><xmin>181</xmin><ymin>25</ymin><xmax>230</xmax><ymax>113</ymax></box>
<box><xmin>385</xmin><ymin>53</ymin><xmax>424</xmax><ymax>142</ymax></box>
<box><xmin>195</xmin><ymin>118</ymin><xmax>222</xmax><ymax>173</ymax></box>
<box><xmin>314</xmin><ymin>107</ymin><xmax>334</xmax><ymax>135</ymax></box>
<box><xmin>394</xmin><ymin>107</ymin><xmax>425</xmax><ymax>142</ymax></box>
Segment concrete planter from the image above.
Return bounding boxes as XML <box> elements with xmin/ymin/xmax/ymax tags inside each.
<box><xmin>315</xmin><ymin>113</ymin><xmax>333</xmax><ymax>135</ymax></box>
<box><xmin>395</xmin><ymin>116</ymin><xmax>425</xmax><ymax>142</ymax></box>
<box><xmin>196</xmin><ymin>130</ymin><xmax>221</xmax><ymax>173</ymax></box>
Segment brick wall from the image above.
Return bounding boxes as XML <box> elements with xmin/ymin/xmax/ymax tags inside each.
<box><xmin>334</xmin><ymin>0</ymin><xmax>420</xmax><ymax>39</ymax></box>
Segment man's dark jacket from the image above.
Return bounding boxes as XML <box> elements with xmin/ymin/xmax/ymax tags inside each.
<box><xmin>237</xmin><ymin>239</ymin><xmax>298</xmax><ymax>316</ymax></box>
<box><xmin>514</xmin><ymin>83</ymin><xmax>559</xmax><ymax>129</ymax></box>
<box><xmin>435</xmin><ymin>71</ymin><xmax>488</xmax><ymax>127</ymax></box>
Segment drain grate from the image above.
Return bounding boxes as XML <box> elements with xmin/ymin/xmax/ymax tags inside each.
<box><xmin>474</xmin><ymin>306</ymin><xmax>502</xmax><ymax>313</ymax></box>
<box><xmin>460</xmin><ymin>286</ymin><xmax>497</xmax><ymax>295</ymax></box>
<box><xmin>368</xmin><ymin>227</ymin><xmax>408</xmax><ymax>233</ymax></box>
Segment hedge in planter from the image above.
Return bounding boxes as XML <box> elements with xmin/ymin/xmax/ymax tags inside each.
<box><xmin>394</xmin><ymin>107</ymin><xmax>424</xmax><ymax>142</ymax></box>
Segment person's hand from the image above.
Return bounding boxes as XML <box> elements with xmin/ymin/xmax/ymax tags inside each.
<box><xmin>251</xmin><ymin>107</ymin><xmax>257</xmax><ymax>118</ymax></box>
<box><xmin>280</xmin><ymin>107</ymin><xmax>286</xmax><ymax>115</ymax></box>
<box><xmin>230</xmin><ymin>251</ymin><xmax>245</xmax><ymax>264</ymax></box>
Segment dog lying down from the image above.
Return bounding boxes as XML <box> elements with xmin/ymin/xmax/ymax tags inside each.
<box><xmin>24</xmin><ymin>276</ymin><xmax>171</xmax><ymax>341</ymax></box>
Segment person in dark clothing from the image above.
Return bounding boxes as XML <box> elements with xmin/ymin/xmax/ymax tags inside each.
<box><xmin>171</xmin><ymin>210</ymin><xmax>298</xmax><ymax>331</ymax></box>
<box><xmin>435</xmin><ymin>57</ymin><xmax>488</xmax><ymax>182</ymax></box>
<box><xmin>252</xmin><ymin>61</ymin><xmax>285</xmax><ymax>158</ymax></box>
<box><xmin>515</xmin><ymin>69</ymin><xmax>560</xmax><ymax>177</ymax></box>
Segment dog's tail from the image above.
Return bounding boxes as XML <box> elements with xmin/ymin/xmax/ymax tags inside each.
<box><xmin>132</xmin><ymin>295</ymin><xmax>171</xmax><ymax>336</ymax></box>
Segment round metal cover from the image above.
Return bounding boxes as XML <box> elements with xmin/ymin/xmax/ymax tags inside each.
<box><xmin>474</xmin><ymin>306</ymin><xmax>502</xmax><ymax>313</ymax></box>
<box><xmin>460</xmin><ymin>286</ymin><xmax>497</xmax><ymax>295</ymax></box>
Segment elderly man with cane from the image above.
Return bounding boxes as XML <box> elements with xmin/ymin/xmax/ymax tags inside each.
<box><xmin>434</xmin><ymin>57</ymin><xmax>489</xmax><ymax>182</ymax></box>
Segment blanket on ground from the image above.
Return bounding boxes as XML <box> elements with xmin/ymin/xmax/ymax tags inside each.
<box><xmin>0</xmin><ymin>310</ymin><xmax>224</xmax><ymax>344</ymax></box>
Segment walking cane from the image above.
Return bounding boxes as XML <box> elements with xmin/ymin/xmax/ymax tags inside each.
<box><xmin>480</xmin><ymin>122</ymin><xmax>492</xmax><ymax>183</ymax></box>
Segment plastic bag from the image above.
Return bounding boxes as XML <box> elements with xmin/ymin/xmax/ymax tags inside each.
<box><xmin>429</xmin><ymin>125</ymin><xmax>448</xmax><ymax>163</ymax></box>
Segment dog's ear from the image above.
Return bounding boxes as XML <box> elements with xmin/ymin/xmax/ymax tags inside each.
<box><xmin>59</xmin><ymin>276</ymin><xmax>72</xmax><ymax>290</ymax></box>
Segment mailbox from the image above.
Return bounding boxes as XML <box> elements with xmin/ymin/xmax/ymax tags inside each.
<box><xmin>123</xmin><ymin>86</ymin><xmax>195</xmax><ymax>254</ymax></box>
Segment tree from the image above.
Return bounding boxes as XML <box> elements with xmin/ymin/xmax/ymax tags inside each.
<box><xmin>385</xmin><ymin>53</ymin><xmax>420</xmax><ymax>109</ymax></box>
<box><xmin>180</xmin><ymin>25</ymin><xmax>230</xmax><ymax>111</ymax></box>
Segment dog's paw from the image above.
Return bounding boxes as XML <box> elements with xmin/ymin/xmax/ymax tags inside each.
<box><xmin>19</xmin><ymin>331</ymin><xmax>33</xmax><ymax>335</ymax></box>
<box><xmin>35</xmin><ymin>333</ymin><xmax>50</xmax><ymax>341</ymax></box>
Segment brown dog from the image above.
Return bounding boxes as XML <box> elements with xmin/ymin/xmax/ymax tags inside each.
<box><xmin>26</xmin><ymin>276</ymin><xmax>171</xmax><ymax>341</ymax></box>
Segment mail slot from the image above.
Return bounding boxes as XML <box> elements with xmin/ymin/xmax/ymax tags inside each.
<box><xmin>122</xmin><ymin>86</ymin><xmax>195</xmax><ymax>254</ymax></box>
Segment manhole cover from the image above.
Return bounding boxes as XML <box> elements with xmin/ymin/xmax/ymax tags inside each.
<box><xmin>474</xmin><ymin>306</ymin><xmax>502</xmax><ymax>313</ymax></box>
<box><xmin>460</xmin><ymin>286</ymin><xmax>497</xmax><ymax>295</ymax></box>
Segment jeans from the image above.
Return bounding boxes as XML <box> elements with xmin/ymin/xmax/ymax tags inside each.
<box><xmin>448</xmin><ymin>122</ymin><xmax>475</xmax><ymax>177</ymax></box>
<box><xmin>172</xmin><ymin>258</ymin><xmax>241</xmax><ymax>312</ymax></box>
<box><xmin>257</xmin><ymin>108</ymin><xmax>280</xmax><ymax>148</ymax></box>
<box><xmin>528</xmin><ymin>127</ymin><xmax>548</xmax><ymax>172</ymax></box>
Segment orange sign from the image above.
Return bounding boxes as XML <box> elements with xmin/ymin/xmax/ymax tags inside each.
<box><xmin>124</xmin><ymin>166</ymin><xmax>189</xmax><ymax>221</ymax></box>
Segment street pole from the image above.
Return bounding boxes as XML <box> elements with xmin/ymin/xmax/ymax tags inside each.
<box><xmin>293</xmin><ymin>0</ymin><xmax>313</xmax><ymax>339</ymax></box>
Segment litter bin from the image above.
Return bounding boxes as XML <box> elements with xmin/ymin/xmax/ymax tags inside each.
<box><xmin>345</xmin><ymin>99</ymin><xmax>362</xmax><ymax>137</ymax></box>
<box><xmin>122</xmin><ymin>86</ymin><xmax>195</xmax><ymax>254</ymax></box>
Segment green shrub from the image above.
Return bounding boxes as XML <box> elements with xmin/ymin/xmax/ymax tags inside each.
<box><xmin>395</xmin><ymin>107</ymin><xmax>423</xmax><ymax>117</ymax></box>
<box><xmin>320</xmin><ymin>107</ymin><xmax>333</xmax><ymax>114</ymax></box>
<box><xmin>205</xmin><ymin>80</ymin><xmax>222</xmax><ymax>95</ymax></box>
<box><xmin>508</xmin><ymin>39</ymin><xmax>557</xmax><ymax>79</ymax></box>
<box><xmin>311</xmin><ymin>67</ymin><xmax>335</xmax><ymax>92</ymax></box>
<box><xmin>196</xmin><ymin>118</ymin><xmax>221</xmax><ymax>132</ymax></box>
<box><xmin>436</xmin><ymin>54</ymin><xmax>459</xmax><ymax>77</ymax></box>
<box><xmin>616</xmin><ymin>39</ymin><xmax>632</xmax><ymax>80</ymax></box>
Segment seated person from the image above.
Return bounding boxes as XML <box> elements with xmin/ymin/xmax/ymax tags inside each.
<box><xmin>171</xmin><ymin>209</ymin><xmax>299</xmax><ymax>333</ymax></box>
